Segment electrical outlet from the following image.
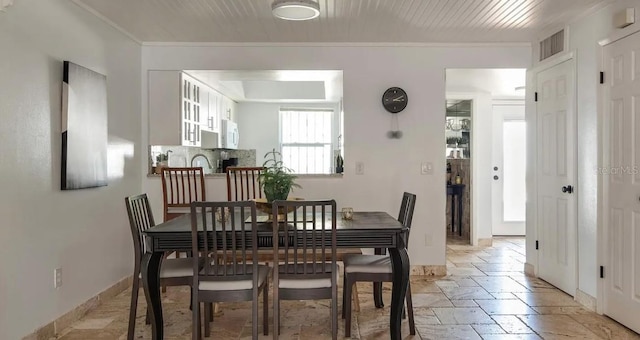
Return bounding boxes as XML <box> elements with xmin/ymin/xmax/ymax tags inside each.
<box><xmin>424</xmin><ymin>234</ymin><xmax>432</xmax><ymax>246</ymax></box>
<box><xmin>54</xmin><ymin>268</ymin><xmax>62</xmax><ymax>288</ymax></box>
<box><xmin>421</xmin><ymin>162</ymin><xmax>433</xmax><ymax>175</ymax></box>
<box><xmin>355</xmin><ymin>162</ymin><xmax>364</xmax><ymax>175</ymax></box>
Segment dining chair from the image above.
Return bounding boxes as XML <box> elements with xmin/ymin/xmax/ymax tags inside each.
<box><xmin>190</xmin><ymin>200</ymin><xmax>270</xmax><ymax>340</ymax></box>
<box><xmin>341</xmin><ymin>192</ymin><xmax>417</xmax><ymax>337</ymax></box>
<box><xmin>124</xmin><ymin>193</ymin><xmax>196</xmax><ymax>340</ymax></box>
<box><xmin>161</xmin><ymin>167</ymin><xmax>206</xmax><ymax>222</ymax></box>
<box><xmin>226</xmin><ymin>166</ymin><xmax>265</xmax><ymax>201</ymax></box>
<box><xmin>272</xmin><ymin>199</ymin><xmax>338</xmax><ymax>340</ymax></box>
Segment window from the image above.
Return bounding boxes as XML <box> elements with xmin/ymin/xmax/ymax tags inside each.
<box><xmin>280</xmin><ymin>108</ymin><xmax>333</xmax><ymax>174</ymax></box>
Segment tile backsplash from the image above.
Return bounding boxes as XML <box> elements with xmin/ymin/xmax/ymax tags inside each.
<box><xmin>150</xmin><ymin>146</ymin><xmax>256</xmax><ymax>174</ymax></box>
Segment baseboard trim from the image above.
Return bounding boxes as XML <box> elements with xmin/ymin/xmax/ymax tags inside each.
<box><xmin>575</xmin><ymin>289</ymin><xmax>597</xmax><ymax>311</ymax></box>
<box><xmin>524</xmin><ymin>262</ymin><xmax>535</xmax><ymax>277</ymax></box>
<box><xmin>411</xmin><ymin>265</ymin><xmax>447</xmax><ymax>276</ymax></box>
<box><xmin>22</xmin><ymin>275</ymin><xmax>132</xmax><ymax>340</ymax></box>
<box><xmin>478</xmin><ymin>238</ymin><xmax>493</xmax><ymax>247</ymax></box>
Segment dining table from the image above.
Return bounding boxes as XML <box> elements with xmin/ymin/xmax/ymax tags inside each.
<box><xmin>141</xmin><ymin>210</ymin><xmax>410</xmax><ymax>340</ymax></box>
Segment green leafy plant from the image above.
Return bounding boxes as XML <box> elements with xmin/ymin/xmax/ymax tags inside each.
<box><xmin>259</xmin><ymin>149</ymin><xmax>301</xmax><ymax>202</ymax></box>
<box><xmin>156</xmin><ymin>152</ymin><xmax>168</xmax><ymax>163</ymax></box>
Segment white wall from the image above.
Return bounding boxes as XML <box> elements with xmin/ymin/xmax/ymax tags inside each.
<box><xmin>142</xmin><ymin>44</ymin><xmax>531</xmax><ymax>267</ymax></box>
<box><xmin>0</xmin><ymin>1</ymin><xmax>141</xmax><ymax>338</ymax></box>
<box><xmin>236</xmin><ymin>101</ymin><xmax>340</xmax><ymax>166</ymax></box>
<box><xmin>526</xmin><ymin>0</ymin><xmax>640</xmax><ymax>300</ymax></box>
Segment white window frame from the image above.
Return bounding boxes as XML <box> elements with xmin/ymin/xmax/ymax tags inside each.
<box><xmin>279</xmin><ymin>108</ymin><xmax>335</xmax><ymax>174</ymax></box>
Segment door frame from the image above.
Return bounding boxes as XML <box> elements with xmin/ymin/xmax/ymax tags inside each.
<box><xmin>446</xmin><ymin>93</ymin><xmax>480</xmax><ymax>246</ymax></box>
<box><xmin>526</xmin><ymin>51</ymin><xmax>577</xmax><ymax>284</ymax></box>
<box><xmin>597</xmin><ymin>26</ymin><xmax>640</xmax><ymax>315</ymax></box>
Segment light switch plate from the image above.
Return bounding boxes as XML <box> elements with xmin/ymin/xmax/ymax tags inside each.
<box><xmin>355</xmin><ymin>162</ymin><xmax>364</xmax><ymax>175</ymax></box>
<box><xmin>54</xmin><ymin>268</ymin><xmax>62</xmax><ymax>288</ymax></box>
<box><xmin>421</xmin><ymin>162</ymin><xmax>433</xmax><ymax>175</ymax></box>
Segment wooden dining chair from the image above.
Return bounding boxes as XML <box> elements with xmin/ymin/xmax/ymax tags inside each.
<box><xmin>272</xmin><ymin>199</ymin><xmax>338</xmax><ymax>340</ymax></box>
<box><xmin>341</xmin><ymin>192</ymin><xmax>417</xmax><ymax>337</ymax></box>
<box><xmin>226</xmin><ymin>166</ymin><xmax>264</xmax><ymax>201</ymax></box>
<box><xmin>124</xmin><ymin>193</ymin><xmax>196</xmax><ymax>340</ymax></box>
<box><xmin>190</xmin><ymin>200</ymin><xmax>270</xmax><ymax>340</ymax></box>
<box><xmin>161</xmin><ymin>167</ymin><xmax>206</xmax><ymax>222</ymax></box>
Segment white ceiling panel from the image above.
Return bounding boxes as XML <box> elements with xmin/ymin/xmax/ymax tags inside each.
<box><xmin>74</xmin><ymin>0</ymin><xmax>611</xmax><ymax>43</ymax></box>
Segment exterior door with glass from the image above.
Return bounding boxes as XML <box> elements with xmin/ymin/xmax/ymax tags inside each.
<box><xmin>492</xmin><ymin>102</ymin><xmax>526</xmax><ymax>235</ymax></box>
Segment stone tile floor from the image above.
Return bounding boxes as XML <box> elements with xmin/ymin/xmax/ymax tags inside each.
<box><xmin>54</xmin><ymin>237</ymin><xmax>640</xmax><ymax>339</ymax></box>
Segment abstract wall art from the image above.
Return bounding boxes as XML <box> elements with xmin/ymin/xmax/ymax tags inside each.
<box><xmin>61</xmin><ymin>61</ymin><xmax>108</xmax><ymax>190</ymax></box>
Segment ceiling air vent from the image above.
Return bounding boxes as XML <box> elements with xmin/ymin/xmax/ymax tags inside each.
<box><xmin>539</xmin><ymin>29</ymin><xmax>564</xmax><ymax>61</ymax></box>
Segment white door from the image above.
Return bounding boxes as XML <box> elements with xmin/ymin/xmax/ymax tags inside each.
<box><xmin>492</xmin><ymin>103</ymin><xmax>526</xmax><ymax>235</ymax></box>
<box><xmin>603</xmin><ymin>31</ymin><xmax>640</xmax><ymax>334</ymax></box>
<box><xmin>536</xmin><ymin>59</ymin><xmax>577</xmax><ymax>296</ymax></box>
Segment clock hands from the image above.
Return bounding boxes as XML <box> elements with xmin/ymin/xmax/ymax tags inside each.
<box><xmin>392</xmin><ymin>95</ymin><xmax>405</xmax><ymax>102</ymax></box>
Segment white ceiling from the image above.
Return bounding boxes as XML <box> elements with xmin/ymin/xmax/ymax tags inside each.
<box><xmin>74</xmin><ymin>0</ymin><xmax>610</xmax><ymax>43</ymax></box>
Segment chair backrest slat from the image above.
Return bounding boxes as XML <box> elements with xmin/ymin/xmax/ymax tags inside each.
<box><xmin>273</xmin><ymin>199</ymin><xmax>337</xmax><ymax>278</ymax></box>
<box><xmin>125</xmin><ymin>194</ymin><xmax>155</xmax><ymax>261</ymax></box>
<box><xmin>398</xmin><ymin>192</ymin><xmax>417</xmax><ymax>248</ymax></box>
<box><xmin>226</xmin><ymin>167</ymin><xmax>265</xmax><ymax>201</ymax></box>
<box><xmin>161</xmin><ymin>167</ymin><xmax>206</xmax><ymax>222</ymax></box>
<box><xmin>191</xmin><ymin>201</ymin><xmax>257</xmax><ymax>283</ymax></box>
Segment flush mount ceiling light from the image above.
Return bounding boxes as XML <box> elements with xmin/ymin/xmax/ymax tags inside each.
<box><xmin>272</xmin><ymin>0</ymin><xmax>320</xmax><ymax>21</ymax></box>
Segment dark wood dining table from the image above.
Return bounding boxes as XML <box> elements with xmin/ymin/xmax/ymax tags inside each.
<box><xmin>141</xmin><ymin>211</ymin><xmax>410</xmax><ymax>339</ymax></box>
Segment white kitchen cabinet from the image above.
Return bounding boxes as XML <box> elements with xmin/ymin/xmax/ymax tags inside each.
<box><xmin>149</xmin><ymin>71</ymin><xmax>236</xmax><ymax>147</ymax></box>
<box><xmin>221</xmin><ymin>95</ymin><xmax>235</xmax><ymax>121</ymax></box>
<box><xmin>204</xmin><ymin>90</ymin><xmax>220</xmax><ymax>132</ymax></box>
<box><xmin>181</xmin><ymin>72</ymin><xmax>202</xmax><ymax>146</ymax></box>
<box><xmin>148</xmin><ymin>71</ymin><xmax>204</xmax><ymax>146</ymax></box>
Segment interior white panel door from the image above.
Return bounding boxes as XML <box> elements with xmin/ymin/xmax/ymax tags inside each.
<box><xmin>536</xmin><ymin>59</ymin><xmax>577</xmax><ymax>296</ymax></box>
<box><xmin>603</xmin><ymin>31</ymin><xmax>640</xmax><ymax>334</ymax></box>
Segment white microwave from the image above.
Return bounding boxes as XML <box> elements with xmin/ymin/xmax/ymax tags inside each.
<box><xmin>221</xmin><ymin>119</ymin><xmax>239</xmax><ymax>149</ymax></box>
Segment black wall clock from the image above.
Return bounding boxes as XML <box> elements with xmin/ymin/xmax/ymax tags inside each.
<box><xmin>382</xmin><ymin>87</ymin><xmax>408</xmax><ymax>113</ymax></box>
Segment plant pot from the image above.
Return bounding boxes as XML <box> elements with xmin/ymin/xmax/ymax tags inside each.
<box><xmin>155</xmin><ymin>161</ymin><xmax>167</xmax><ymax>174</ymax></box>
<box><xmin>264</xmin><ymin>185</ymin><xmax>291</xmax><ymax>203</ymax></box>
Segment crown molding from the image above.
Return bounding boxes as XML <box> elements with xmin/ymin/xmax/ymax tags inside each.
<box><xmin>70</xmin><ymin>0</ymin><xmax>142</xmax><ymax>45</ymax></box>
<box><xmin>141</xmin><ymin>41</ymin><xmax>532</xmax><ymax>48</ymax></box>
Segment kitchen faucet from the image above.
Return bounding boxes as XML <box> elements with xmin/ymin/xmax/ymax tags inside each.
<box><xmin>190</xmin><ymin>153</ymin><xmax>213</xmax><ymax>169</ymax></box>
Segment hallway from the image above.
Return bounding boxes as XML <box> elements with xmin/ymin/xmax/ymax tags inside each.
<box><xmin>52</xmin><ymin>237</ymin><xmax>640</xmax><ymax>339</ymax></box>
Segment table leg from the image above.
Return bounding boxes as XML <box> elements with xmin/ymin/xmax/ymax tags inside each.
<box><xmin>451</xmin><ymin>194</ymin><xmax>456</xmax><ymax>234</ymax></box>
<box><xmin>459</xmin><ymin>192</ymin><xmax>464</xmax><ymax>237</ymax></box>
<box><xmin>373</xmin><ymin>247</ymin><xmax>385</xmax><ymax>308</ymax></box>
<box><xmin>142</xmin><ymin>252</ymin><xmax>163</xmax><ymax>340</ymax></box>
<box><xmin>389</xmin><ymin>241</ymin><xmax>410</xmax><ymax>340</ymax></box>
<box><xmin>373</xmin><ymin>282</ymin><xmax>384</xmax><ymax>308</ymax></box>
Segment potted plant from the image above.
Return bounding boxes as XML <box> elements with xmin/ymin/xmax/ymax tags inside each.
<box><xmin>155</xmin><ymin>152</ymin><xmax>169</xmax><ymax>174</ymax></box>
<box><xmin>259</xmin><ymin>149</ymin><xmax>301</xmax><ymax>202</ymax></box>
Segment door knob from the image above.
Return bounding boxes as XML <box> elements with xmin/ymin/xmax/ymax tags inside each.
<box><xmin>493</xmin><ymin>175</ymin><xmax>499</xmax><ymax>180</ymax></box>
<box><xmin>562</xmin><ymin>185</ymin><xmax>574</xmax><ymax>194</ymax></box>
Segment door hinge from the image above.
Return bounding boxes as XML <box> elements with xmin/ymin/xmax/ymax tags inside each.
<box><xmin>600</xmin><ymin>72</ymin><xmax>605</xmax><ymax>84</ymax></box>
<box><xmin>600</xmin><ymin>266</ymin><xmax>604</xmax><ymax>278</ymax></box>
<box><xmin>534</xmin><ymin>92</ymin><xmax>538</xmax><ymax>102</ymax></box>
<box><xmin>535</xmin><ymin>240</ymin><xmax>539</xmax><ymax>250</ymax></box>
